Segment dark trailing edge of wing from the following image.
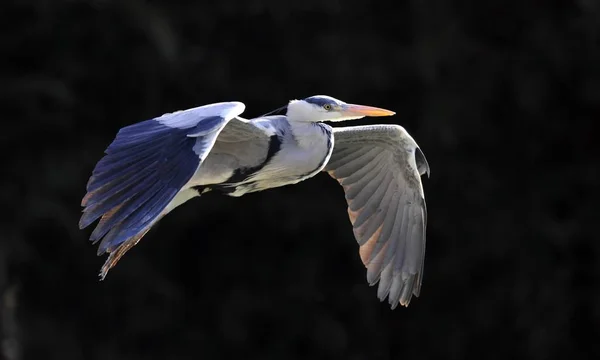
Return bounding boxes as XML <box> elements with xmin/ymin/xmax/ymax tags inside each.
<box><xmin>79</xmin><ymin>117</ymin><xmax>218</xmax><ymax>261</ymax></box>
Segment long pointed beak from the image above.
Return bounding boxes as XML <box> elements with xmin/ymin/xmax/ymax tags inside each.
<box><xmin>340</xmin><ymin>103</ymin><xmax>396</xmax><ymax>117</ymax></box>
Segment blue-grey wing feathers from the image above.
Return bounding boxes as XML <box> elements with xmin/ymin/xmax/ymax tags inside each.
<box><xmin>80</xmin><ymin>102</ymin><xmax>245</xmax><ymax>278</ymax></box>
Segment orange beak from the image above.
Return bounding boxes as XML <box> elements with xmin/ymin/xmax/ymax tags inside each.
<box><xmin>340</xmin><ymin>103</ymin><xmax>396</xmax><ymax>117</ymax></box>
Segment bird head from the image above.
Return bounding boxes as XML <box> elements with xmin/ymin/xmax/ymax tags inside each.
<box><xmin>286</xmin><ymin>95</ymin><xmax>395</xmax><ymax>122</ymax></box>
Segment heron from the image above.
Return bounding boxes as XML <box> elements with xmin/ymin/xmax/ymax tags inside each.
<box><xmin>79</xmin><ymin>95</ymin><xmax>430</xmax><ymax>309</ymax></box>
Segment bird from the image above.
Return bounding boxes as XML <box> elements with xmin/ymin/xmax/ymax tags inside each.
<box><xmin>79</xmin><ymin>95</ymin><xmax>430</xmax><ymax>309</ymax></box>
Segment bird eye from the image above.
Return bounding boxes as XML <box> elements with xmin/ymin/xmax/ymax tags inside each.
<box><xmin>323</xmin><ymin>104</ymin><xmax>332</xmax><ymax>111</ymax></box>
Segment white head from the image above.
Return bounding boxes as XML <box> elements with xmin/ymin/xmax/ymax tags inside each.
<box><xmin>285</xmin><ymin>95</ymin><xmax>395</xmax><ymax>123</ymax></box>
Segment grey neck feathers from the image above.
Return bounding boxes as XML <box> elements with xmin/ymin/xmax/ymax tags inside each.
<box><xmin>288</xmin><ymin>120</ymin><xmax>331</xmax><ymax>150</ymax></box>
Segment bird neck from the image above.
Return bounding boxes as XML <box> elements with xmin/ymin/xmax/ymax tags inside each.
<box><xmin>288</xmin><ymin>120</ymin><xmax>331</xmax><ymax>150</ymax></box>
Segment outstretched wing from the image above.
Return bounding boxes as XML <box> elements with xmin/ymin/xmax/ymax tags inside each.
<box><xmin>324</xmin><ymin>125</ymin><xmax>430</xmax><ymax>309</ymax></box>
<box><xmin>79</xmin><ymin>101</ymin><xmax>245</xmax><ymax>279</ymax></box>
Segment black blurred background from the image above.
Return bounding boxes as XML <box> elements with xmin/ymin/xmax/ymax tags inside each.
<box><xmin>2</xmin><ymin>0</ymin><xmax>599</xmax><ymax>359</ymax></box>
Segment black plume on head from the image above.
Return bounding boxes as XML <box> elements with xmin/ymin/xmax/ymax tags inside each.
<box><xmin>260</xmin><ymin>105</ymin><xmax>288</xmax><ymax>117</ymax></box>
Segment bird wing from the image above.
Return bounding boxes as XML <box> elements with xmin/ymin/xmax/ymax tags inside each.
<box><xmin>323</xmin><ymin>124</ymin><xmax>430</xmax><ymax>309</ymax></box>
<box><xmin>79</xmin><ymin>101</ymin><xmax>247</xmax><ymax>279</ymax></box>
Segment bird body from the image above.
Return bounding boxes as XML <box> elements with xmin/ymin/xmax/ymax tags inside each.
<box><xmin>80</xmin><ymin>95</ymin><xmax>430</xmax><ymax>309</ymax></box>
<box><xmin>190</xmin><ymin>117</ymin><xmax>333</xmax><ymax>197</ymax></box>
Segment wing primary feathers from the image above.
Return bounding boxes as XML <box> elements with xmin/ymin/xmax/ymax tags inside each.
<box><xmin>80</xmin><ymin>172</ymin><xmax>156</xmax><ymax>231</ymax></box>
<box><xmin>403</xmin><ymin>205</ymin><xmax>423</xmax><ymax>274</ymax></box>
<box><xmin>98</xmin><ymin>225</ymin><xmax>154</xmax><ymax>280</ymax></box>
<box><xmin>365</xmin><ymin>190</ymin><xmax>400</xmax><ymax>267</ymax></box>
<box><xmin>380</xmin><ymin>190</ymin><xmax>408</xmax><ymax>271</ymax></box>
<box><xmin>384</xmin><ymin>194</ymin><xmax>410</xmax><ymax>271</ymax></box>
<box><xmin>413</xmin><ymin>199</ymin><xmax>427</xmax><ymax>297</ymax></box>
<box><xmin>398</xmin><ymin>276</ymin><xmax>416</xmax><ymax>308</ymax></box>
<box><xmin>96</xmin><ymin>187</ymin><xmax>179</xmax><ymax>255</ymax></box>
<box><xmin>340</xmin><ymin>152</ymin><xmax>386</xmax><ymax>186</ymax></box>
<box><xmin>353</xmin><ymin>172</ymin><xmax>394</xmax><ymax>243</ymax></box>
<box><xmin>347</xmin><ymin>163</ymin><xmax>390</xmax><ymax>212</ymax></box>
<box><xmin>85</xmin><ymin>155</ymin><xmax>157</xmax><ymax>195</ymax></box>
<box><xmin>82</xmin><ymin>159</ymin><xmax>158</xmax><ymax>207</ymax></box>
<box><xmin>351</xmin><ymin>170</ymin><xmax>389</xmax><ymax>230</ymax></box>
<box><xmin>366</xmin><ymin>241</ymin><xmax>391</xmax><ymax>285</ymax></box>
<box><xmin>377</xmin><ymin>260</ymin><xmax>394</xmax><ymax>301</ymax></box>
<box><xmin>344</xmin><ymin>155</ymin><xmax>386</xmax><ymax>205</ymax></box>
<box><xmin>80</xmin><ymin>109</ymin><xmax>241</xmax><ymax>276</ymax></box>
<box><xmin>81</xmin><ymin>120</ymin><xmax>201</xmax><ymax>250</ymax></box>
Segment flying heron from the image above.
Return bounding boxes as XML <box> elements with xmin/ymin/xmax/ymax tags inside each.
<box><xmin>79</xmin><ymin>95</ymin><xmax>430</xmax><ymax>309</ymax></box>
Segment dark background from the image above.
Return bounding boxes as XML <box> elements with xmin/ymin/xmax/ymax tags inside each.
<box><xmin>2</xmin><ymin>0</ymin><xmax>598</xmax><ymax>359</ymax></box>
